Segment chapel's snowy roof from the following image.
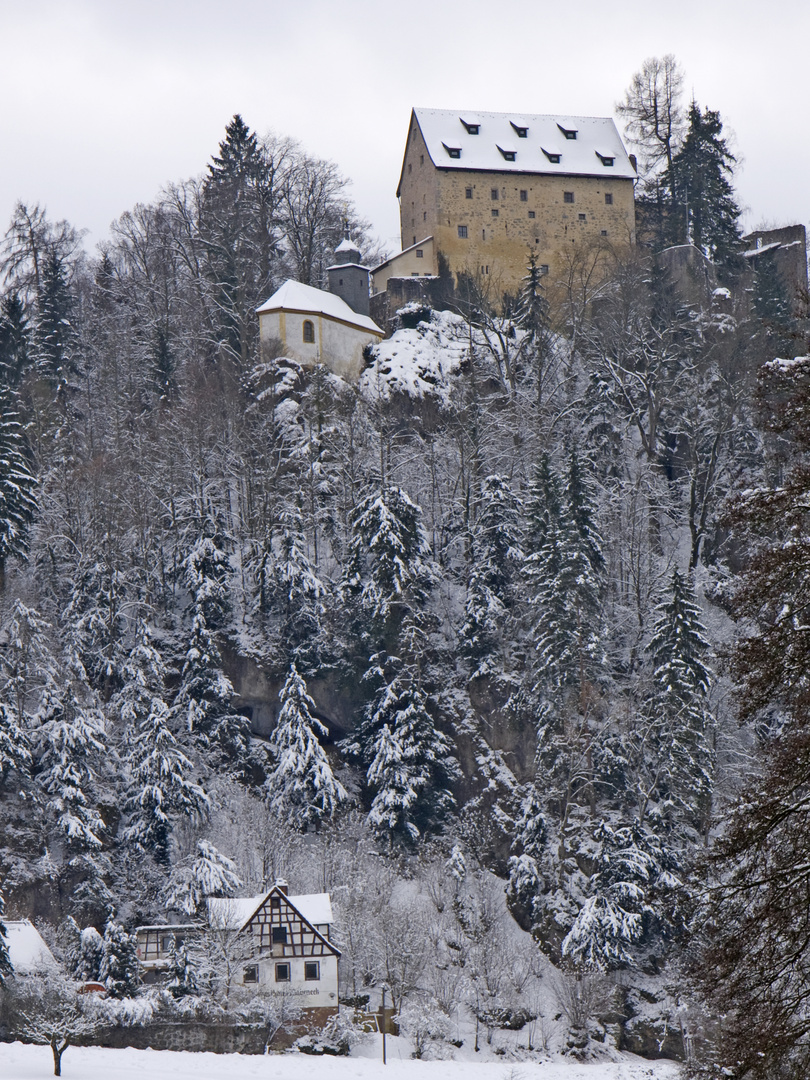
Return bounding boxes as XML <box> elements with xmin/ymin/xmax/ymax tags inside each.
<box><xmin>334</xmin><ymin>237</ymin><xmax>361</xmax><ymax>254</ymax></box>
<box><xmin>400</xmin><ymin>108</ymin><xmax>637</xmax><ymax>189</ymax></box>
<box><xmin>257</xmin><ymin>280</ymin><xmax>382</xmax><ymax>336</ymax></box>
<box><xmin>2</xmin><ymin>920</ymin><xmax>58</xmax><ymax>974</ymax></box>
<box><xmin>207</xmin><ymin>890</ymin><xmax>333</xmax><ymax>931</ymax></box>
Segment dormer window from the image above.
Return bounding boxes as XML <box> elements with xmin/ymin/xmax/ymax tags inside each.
<box><xmin>459</xmin><ymin>117</ymin><xmax>480</xmax><ymax>134</ymax></box>
<box><xmin>557</xmin><ymin>123</ymin><xmax>578</xmax><ymax>140</ymax></box>
<box><xmin>443</xmin><ymin>142</ymin><xmax>462</xmax><ymax>159</ymax></box>
<box><xmin>596</xmin><ymin>151</ymin><xmax>615</xmax><ymax>166</ymax></box>
<box><xmin>510</xmin><ymin>122</ymin><xmax>529</xmax><ymax>138</ymax></box>
<box><xmin>497</xmin><ymin>144</ymin><xmax>517</xmax><ymax>161</ymax></box>
<box><xmin>541</xmin><ymin>147</ymin><xmax>562</xmax><ymax>164</ymax></box>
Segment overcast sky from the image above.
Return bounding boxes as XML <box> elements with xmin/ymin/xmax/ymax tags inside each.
<box><xmin>2</xmin><ymin>0</ymin><xmax>808</xmax><ymax>259</ymax></box>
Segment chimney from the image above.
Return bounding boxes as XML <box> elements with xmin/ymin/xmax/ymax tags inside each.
<box><xmin>629</xmin><ymin>153</ymin><xmax>637</xmax><ymax>174</ymax></box>
<box><xmin>274</xmin><ymin>878</ymin><xmax>289</xmax><ymax>895</ymax></box>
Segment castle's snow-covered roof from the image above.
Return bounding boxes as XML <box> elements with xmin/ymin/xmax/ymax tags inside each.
<box><xmin>257</xmin><ymin>280</ymin><xmax>381</xmax><ymax>335</ymax></box>
<box><xmin>406</xmin><ymin>108</ymin><xmax>637</xmax><ymax>182</ymax></box>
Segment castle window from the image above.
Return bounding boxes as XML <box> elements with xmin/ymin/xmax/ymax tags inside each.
<box><xmin>458</xmin><ymin>225</ymin><xmax>468</xmax><ymax>238</ymax></box>
<box><xmin>540</xmin><ymin>264</ymin><xmax>549</xmax><ymax>275</ymax></box>
<box><xmin>601</xmin><ymin>230</ymin><xmax>608</xmax><ymax>236</ymax></box>
<box><xmin>520</xmin><ymin>190</ymin><xmax>528</xmax><ymax>202</ymax></box>
<box><xmin>557</xmin><ymin>123</ymin><xmax>578</xmax><ymax>140</ymax></box>
<box><xmin>528</xmin><ymin>211</ymin><xmax>536</xmax><ymax>219</ymax></box>
<box><xmin>272</xmin><ymin>926</ymin><xmax>287</xmax><ymax>944</ymax></box>
<box><xmin>243</xmin><ymin>965</ymin><xmax>259</xmax><ymax>984</ymax></box>
<box><xmin>497</xmin><ymin>144</ymin><xmax>517</xmax><ymax>161</ymax></box>
<box><xmin>304</xmin><ymin>961</ymin><xmax>320</xmax><ymax>981</ymax></box>
<box><xmin>579</xmin><ymin>213</ymin><xmax>586</xmax><ymax>221</ymax></box>
<box><xmin>423</xmin><ymin>212</ymin><xmax>427</xmax><ymax>221</ymax></box>
<box><xmin>442</xmin><ymin>143</ymin><xmax>462</xmax><ymax>158</ymax></box>
<box><xmin>275</xmin><ymin>963</ymin><xmax>290</xmax><ymax>983</ymax></box>
<box><xmin>563</xmin><ymin>192</ymin><xmax>574</xmax><ymax>204</ymax></box>
<box><xmin>459</xmin><ymin>117</ymin><xmax>480</xmax><ymax>134</ymax></box>
<box><xmin>510</xmin><ymin>122</ymin><xmax>528</xmax><ymax>138</ymax></box>
<box><xmin>541</xmin><ymin>147</ymin><xmax>562</xmax><ymax>163</ymax></box>
<box><xmin>465</xmin><ymin>187</ymin><xmax>473</xmax><ymax>199</ymax></box>
<box><xmin>491</xmin><ymin>209</ymin><xmax>499</xmax><ymax>218</ymax></box>
<box><xmin>420</xmin><ymin>154</ymin><xmax>424</xmax><ymax>165</ymax></box>
<box><xmin>416</xmin><ymin>249</ymin><xmax>423</xmax><ymax>258</ymax></box>
<box><xmin>302</xmin><ymin>320</ymin><xmax>315</xmax><ymax>344</ymax></box>
<box><xmin>596</xmin><ymin>151</ymin><xmax>615</xmax><ymax>166</ymax></box>
<box><xmin>491</xmin><ymin>189</ymin><xmax>499</xmax><ymax>200</ymax></box>
<box><xmin>605</xmin><ymin>193</ymin><xmax>613</xmax><ymax>205</ymax></box>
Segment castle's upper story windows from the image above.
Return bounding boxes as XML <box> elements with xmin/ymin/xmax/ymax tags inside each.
<box><xmin>459</xmin><ymin>117</ymin><xmax>480</xmax><ymax>134</ymax></box>
<box><xmin>557</xmin><ymin>123</ymin><xmax>578</xmax><ymax>140</ymax></box>
<box><xmin>596</xmin><ymin>150</ymin><xmax>615</xmax><ymax>166</ymax></box>
<box><xmin>541</xmin><ymin>146</ymin><xmax>562</xmax><ymax>163</ymax></box>
<box><xmin>563</xmin><ymin>191</ymin><xmax>575</xmax><ymax>204</ymax></box>
<box><xmin>497</xmin><ymin>144</ymin><xmax>517</xmax><ymax>161</ymax></box>
<box><xmin>443</xmin><ymin>142</ymin><xmax>462</xmax><ymax>158</ymax></box>
<box><xmin>605</xmin><ymin>192</ymin><xmax>613</xmax><ymax>205</ymax></box>
<box><xmin>510</xmin><ymin>121</ymin><xmax>529</xmax><ymax>138</ymax></box>
<box><xmin>465</xmin><ymin>187</ymin><xmax>473</xmax><ymax>199</ymax></box>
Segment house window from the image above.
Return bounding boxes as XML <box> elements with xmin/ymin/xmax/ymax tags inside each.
<box><xmin>605</xmin><ymin>193</ymin><xmax>613</xmax><ymax>205</ymax></box>
<box><xmin>563</xmin><ymin>192</ymin><xmax>574</xmax><ymax>204</ymax></box>
<box><xmin>519</xmin><ymin>190</ymin><xmax>528</xmax><ymax>202</ymax></box>
<box><xmin>601</xmin><ymin>230</ymin><xmax>608</xmax><ymax>236</ymax></box>
<box><xmin>304</xmin><ymin>961</ymin><xmax>320</xmax><ymax>981</ymax></box>
<box><xmin>528</xmin><ymin>211</ymin><xmax>536</xmax><ymax>219</ymax></box>
<box><xmin>243</xmin><ymin>965</ymin><xmax>259</xmax><ymax>984</ymax></box>
<box><xmin>491</xmin><ymin>209</ymin><xmax>499</xmax><ymax>218</ymax></box>
<box><xmin>275</xmin><ymin>963</ymin><xmax>291</xmax><ymax>983</ymax></box>
<box><xmin>578</xmin><ymin>213</ymin><xmax>586</xmax><ymax>221</ymax></box>
<box><xmin>465</xmin><ymin>187</ymin><xmax>473</xmax><ymax>199</ymax></box>
<box><xmin>272</xmin><ymin>926</ymin><xmax>287</xmax><ymax>944</ymax></box>
<box><xmin>491</xmin><ymin>189</ymin><xmax>499</xmax><ymax>200</ymax></box>
<box><xmin>416</xmin><ymin>249</ymin><xmax>423</xmax><ymax>258</ymax></box>
<box><xmin>302</xmin><ymin>320</ymin><xmax>315</xmax><ymax>344</ymax></box>
<box><xmin>270</xmin><ymin>896</ymin><xmax>281</xmax><ymax>909</ymax></box>
<box><xmin>457</xmin><ymin>225</ymin><xmax>468</xmax><ymax>238</ymax></box>
<box><xmin>540</xmin><ymin>264</ymin><xmax>549</xmax><ymax>275</ymax></box>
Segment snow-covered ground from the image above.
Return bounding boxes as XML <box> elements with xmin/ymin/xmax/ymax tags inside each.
<box><xmin>0</xmin><ymin>1040</ymin><xmax>680</xmax><ymax>1080</ymax></box>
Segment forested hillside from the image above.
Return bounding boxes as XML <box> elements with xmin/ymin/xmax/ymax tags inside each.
<box><xmin>1</xmin><ymin>79</ymin><xmax>809</xmax><ymax>1074</ymax></box>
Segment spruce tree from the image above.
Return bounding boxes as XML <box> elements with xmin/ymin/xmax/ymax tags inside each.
<box><xmin>0</xmin><ymin>388</ymin><xmax>37</xmax><ymax>591</ymax></box>
<box><xmin>99</xmin><ymin>918</ymin><xmax>141</xmax><ymax>998</ymax></box>
<box><xmin>164</xmin><ymin>840</ymin><xmax>242</xmax><ymax>916</ymax></box>
<box><xmin>265</xmin><ymin>664</ymin><xmax>348</xmax><ymax>831</ymax></box>
<box><xmin>166</xmin><ymin>939</ymin><xmax>199</xmax><ymax>998</ymax></box>
<box><xmin>0</xmin><ymin>290</ymin><xmax>31</xmax><ymax>389</ymax></box>
<box><xmin>0</xmin><ymin>887</ymin><xmax>12</xmax><ymax>983</ymax></box>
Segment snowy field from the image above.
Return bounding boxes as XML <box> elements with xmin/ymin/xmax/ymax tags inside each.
<box><xmin>0</xmin><ymin>1039</ymin><xmax>680</xmax><ymax>1080</ymax></box>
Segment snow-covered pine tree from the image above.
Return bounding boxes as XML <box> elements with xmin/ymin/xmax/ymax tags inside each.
<box><xmin>35</xmin><ymin>650</ymin><xmax>108</xmax><ymax>850</ymax></box>
<box><xmin>343</xmin><ymin>485</ymin><xmax>435</xmax><ymax>645</ymax></box>
<box><xmin>0</xmin><ymin>290</ymin><xmax>31</xmax><ymax>390</ymax></box>
<box><xmin>0</xmin><ymin>886</ymin><xmax>12</xmax><ymax>983</ymax></box>
<box><xmin>459</xmin><ymin>474</ymin><xmax>523</xmax><ymax>675</ymax></box>
<box><xmin>174</xmin><ymin>520</ymin><xmax>250</xmax><ymax>765</ymax></box>
<box><xmin>99</xmin><ymin>918</ymin><xmax>141</xmax><ymax>998</ymax></box>
<box><xmin>265</xmin><ymin>664</ymin><xmax>347</xmax><ymax>831</ymax></box>
<box><xmin>119</xmin><ymin>624</ymin><xmax>209</xmax><ymax>863</ymax></box>
<box><xmin>34</xmin><ymin>247</ymin><xmax>78</xmax><ymax>404</ymax></box>
<box><xmin>561</xmin><ymin>819</ymin><xmax>677</xmax><ymax>971</ymax></box>
<box><xmin>62</xmin><ymin>558</ymin><xmax>130</xmax><ymax>697</ymax></box>
<box><xmin>0</xmin><ymin>387</ymin><xmax>37</xmax><ymax>591</ymax></box>
<box><xmin>166</xmin><ymin>938</ymin><xmax>199</xmax><ymax>998</ymax></box>
<box><xmin>639</xmin><ymin>568</ymin><xmax>714</xmax><ymax>835</ymax></box>
<box><xmin>0</xmin><ymin>700</ymin><xmax>31</xmax><ymax>790</ymax></box>
<box><xmin>268</xmin><ymin>505</ymin><xmax>327</xmax><ymax>662</ymax></box>
<box><xmin>164</xmin><ymin>839</ymin><xmax>242</xmax><ymax>917</ymax></box>
<box><xmin>74</xmin><ymin>926</ymin><xmax>104</xmax><ymax>982</ymax></box>
<box><xmin>365</xmin><ymin>672</ymin><xmax>457</xmax><ymax>845</ymax></box>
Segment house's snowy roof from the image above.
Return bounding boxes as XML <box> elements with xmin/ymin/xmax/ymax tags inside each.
<box><xmin>742</xmin><ymin>241</ymin><xmax>782</xmax><ymax>258</ymax></box>
<box><xmin>3</xmin><ymin>920</ymin><xmax>57</xmax><ymax>974</ymax></box>
<box><xmin>207</xmin><ymin>891</ymin><xmax>334</xmax><ymax>931</ymax></box>
<box><xmin>257</xmin><ymin>280</ymin><xmax>381</xmax><ymax>336</ymax></box>
<box><xmin>402</xmin><ymin>108</ymin><xmax>637</xmax><ymax>187</ymax></box>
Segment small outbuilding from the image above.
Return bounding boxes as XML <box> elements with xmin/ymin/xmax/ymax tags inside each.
<box><xmin>3</xmin><ymin>919</ymin><xmax>58</xmax><ymax>976</ymax></box>
<box><xmin>257</xmin><ymin>280</ymin><xmax>383</xmax><ymax>382</ymax></box>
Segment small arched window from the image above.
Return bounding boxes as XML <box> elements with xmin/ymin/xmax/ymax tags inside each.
<box><xmin>302</xmin><ymin>320</ymin><xmax>315</xmax><ymax>343</ymax></box>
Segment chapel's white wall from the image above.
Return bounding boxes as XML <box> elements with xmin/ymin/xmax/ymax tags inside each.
<box><xmin>259</xmin><ymin>310</ymin><xmax>379</xmax><ymax>382</ymax></box>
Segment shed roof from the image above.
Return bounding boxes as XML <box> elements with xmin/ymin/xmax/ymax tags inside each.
<box><xmin>256</xmin><ymin>280</ymin><xmax>381</xmax><ymax>335</ymax></box>
<box><xmin>3</xmin><ymin>920</ymin><xmax>58</xmax><ymax>974</ymax></box>
<box><xmin>398</xmin><ymin>108</ymin><xmax>636</xmax><ymax>193</ymax></box>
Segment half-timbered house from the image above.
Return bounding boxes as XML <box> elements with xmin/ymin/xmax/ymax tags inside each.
<box><xmin>206</xmin><ymin>880</ymin><xmax>340</xmax><ymax>1024</ymax></box>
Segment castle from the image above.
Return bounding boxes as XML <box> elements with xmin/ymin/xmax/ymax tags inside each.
<box><xmin>374</xmin><ymin>107</ymin><xmax>637</xmax><ymax>306</ymax></box>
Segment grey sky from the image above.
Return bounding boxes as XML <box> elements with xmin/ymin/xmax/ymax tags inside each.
<box><xmin>2</xmin><ymin>0</ymin><xmax>808</xmax><ymax>258</ymax></box>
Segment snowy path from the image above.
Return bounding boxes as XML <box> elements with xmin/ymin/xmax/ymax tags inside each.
<box><xmin>0</xmin><ymin>1040</ymin><xmax>680</xmax><ymax>1080</ymax></box>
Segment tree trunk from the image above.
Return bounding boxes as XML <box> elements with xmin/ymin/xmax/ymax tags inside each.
<box><xmin>50</xmin><ymin>1037</ymin><xmax>67</xmax><ymax>1076</ymax></box>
